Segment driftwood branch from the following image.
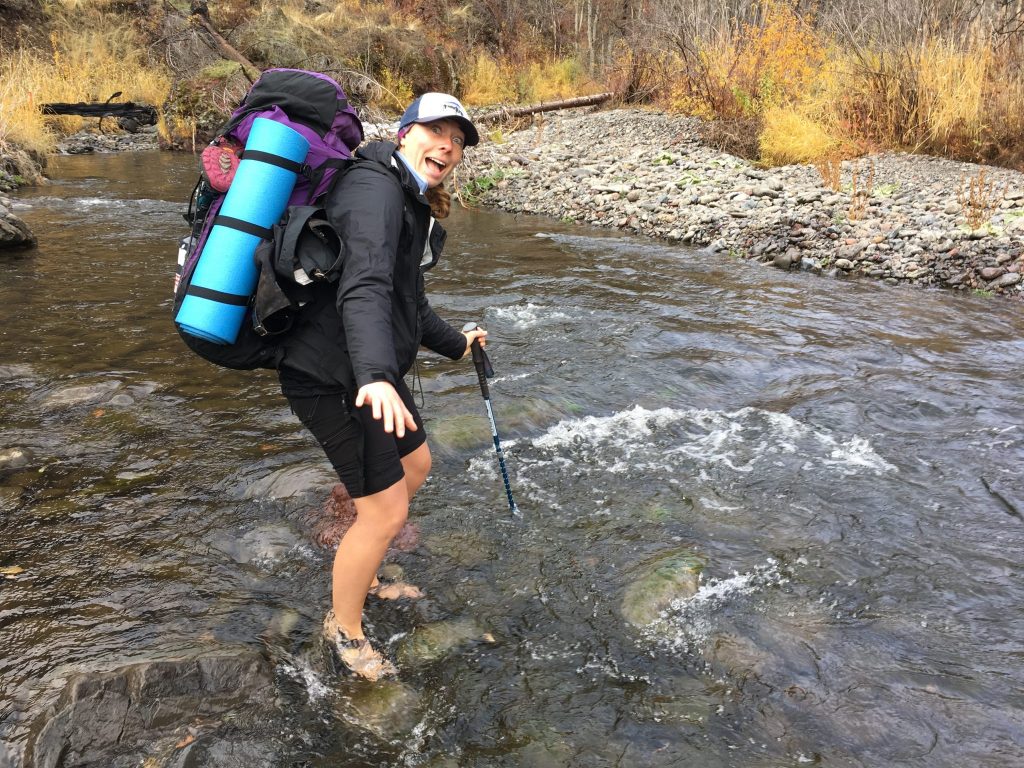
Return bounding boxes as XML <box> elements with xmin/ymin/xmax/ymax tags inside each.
<box><xmin>190</xmin><ymin>1</ymin><xmax>260</xmax><ymax>81</ymax></box>
<box><xmin>474</xmin><ymin>92</ymin><xmax>614</xmax><ymax>123</ymax></box>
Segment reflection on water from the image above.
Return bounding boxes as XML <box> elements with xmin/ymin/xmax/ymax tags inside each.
<box><xmin>1</xmin><ymin>151</ymin><xmax>1023</xmax><ymax>766</ymax></box>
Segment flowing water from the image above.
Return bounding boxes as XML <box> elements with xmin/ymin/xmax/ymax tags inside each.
<box><xmin>1</xmin><ymin>151</ymin><xmax>1022</xmax><ymax>766</ymax></box>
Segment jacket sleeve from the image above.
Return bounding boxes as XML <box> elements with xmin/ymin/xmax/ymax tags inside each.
<box><xmin>419</xmin><ymin>289</ymin><xmax>467</xmax><ymax>360</ymax></box>
<box><xmin>326</xmin><ymin>165</ymin><xmax>404</xmax><ymax>388</ymax></box>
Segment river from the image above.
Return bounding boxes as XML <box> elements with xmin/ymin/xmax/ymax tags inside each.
<box><xmin>1</xmin><ymin>151</ymin><xmax>1022</xmax><ymax>766</ymax></box>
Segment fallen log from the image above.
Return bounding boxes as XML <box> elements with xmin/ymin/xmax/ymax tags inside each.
<box><xmin>474</xmin><ymin>92</ymin><xmax>615</xmax><ymax>123</ymax></box>
<box><xmin>40</xmin><ymin>101</ymin><xmax>157</xmax><ymax>123</ymax></box>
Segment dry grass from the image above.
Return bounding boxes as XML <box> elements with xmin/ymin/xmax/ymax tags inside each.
<box><xmin>0</xmin><ymin>49</ymin><xmax>58</xmax><ymax>157</ymax></box>
<box><xmin>759</xmin><ymin>106</ymin><xmax>841</xmax><ymax>166</ymax></box>
<box><xmin>649</xmin><ymin>3</ymin><xmax>1024</xmax><ymax>170</ymax></box>
<box><xmin>6</xmin><ymin>0</ymin><xmax>1024</xmax><ymax>175</ymax></box>
<box><xmin>808</xmin><ymin>30</ymin><xmax>1024</xmax><ymax>167</ymax></box>
<box><xmin>525</xmin><ymin>57</ymin><xmax>600</xmax><ymax>103</ymax></box>
<box><xmin>847</xmin><ymin>158</ymin><xmax>875</xmax><ymax>221</ymax></box>
<box><xmin>814</xmin><ymin>154</ymin><xmax>843</xmax><ymax>191</ymax></box>
<box><xmin>673</xmin><ymin>0</ymin><xmax>827</xmax><ymax>119</ymax></box>
<box><xmin>957</xmin><ymin>169</ymin><xmax>1006</xmax><ymax>229</ymax></box>
<box><xmin>462</xmin><ymin>54</ymin><xmax>518</xmax><ymax>106</ymax></box>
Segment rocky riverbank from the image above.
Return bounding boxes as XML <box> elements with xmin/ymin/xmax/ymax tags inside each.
<box><xmin>463</xmin><ymin>108</ymin><xmax>1024</xmax><ymax>298</ymax></box>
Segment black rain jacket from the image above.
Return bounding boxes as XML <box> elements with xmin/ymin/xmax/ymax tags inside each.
<box><xmin>277</xmin><ymin>141</ymin><xmax>467</xmax><ymax>396</ymax></box>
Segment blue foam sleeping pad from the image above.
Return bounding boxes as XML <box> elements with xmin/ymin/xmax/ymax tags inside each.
<box><xmin>175</xmin><ymin>118</ymin><xmax>310</xmax><ymax>344</ymax></box>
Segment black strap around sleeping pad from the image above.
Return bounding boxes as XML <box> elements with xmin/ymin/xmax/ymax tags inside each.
<box><xmin>212</xmin><ymin>215</ymin><xmax>274</xmax><ymax>241</ymax></box>
<box><xmin>185</xmin><ymin>283</ymin><xmax>250</xmax><ymax>307</ymax></box>
<box><xmin>241</xmin><ymin>149</ymin><xmax>305</xmax><ymax>175</ymax></box>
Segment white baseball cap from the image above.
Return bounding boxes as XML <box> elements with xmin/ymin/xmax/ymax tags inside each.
<box><xmin>398</xmin><ymin>92</ymin><xmax>479</xmax><ymax>146</ymax></box>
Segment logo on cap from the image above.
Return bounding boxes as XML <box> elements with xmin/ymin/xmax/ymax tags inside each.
<box><xmin>440</xmin><ymin>100</ymin><xmax>464</xmax><ymax>117</ymax></box>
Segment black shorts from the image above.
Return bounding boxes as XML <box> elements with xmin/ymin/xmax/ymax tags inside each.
<box><xmin>286</xmin><ymin>379</ymin><xmax>425</xmax><ymax>498</ymax></box>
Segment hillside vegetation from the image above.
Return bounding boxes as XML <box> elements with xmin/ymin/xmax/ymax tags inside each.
<box><xmin>1</xmin><ymin>0</ymin><xmax>1023</xmax><ymax>176</ymax></box>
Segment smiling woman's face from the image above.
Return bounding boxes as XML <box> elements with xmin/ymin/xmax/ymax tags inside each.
<box><xmin>397</xmin><ymin>119</ymin><xmax>466</xmax><ymax>188</ymax></box>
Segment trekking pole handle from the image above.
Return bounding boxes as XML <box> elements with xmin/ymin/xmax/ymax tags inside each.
<box><xmin>462</xmin><ymin>322</ymin><xmax>492</xmax><ymax>398</ymax></box>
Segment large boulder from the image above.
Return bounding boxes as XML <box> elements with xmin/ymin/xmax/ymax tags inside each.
<box><xmin>24</xmin><ymin>651</ymin><xmax>274</xmax><ymax>768</ymax></box>
<box><xmin>0</xmin><ymin>195</ymin><xmax>35</xmax><ymax>251</ymax></box>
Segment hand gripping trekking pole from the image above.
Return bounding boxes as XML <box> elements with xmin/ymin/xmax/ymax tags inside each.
<box><xmin>463</xmin><ymin>322</ymin><xmax>520</xmax><ymax>517</ymax></box>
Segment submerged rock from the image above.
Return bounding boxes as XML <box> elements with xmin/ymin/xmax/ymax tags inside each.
<box><xmin>423</xmin><ymin>529</ymin><xmax>496</xmax><ymax>567</ymax></box>
<box><xmin>621</xmin><ymin>551</ymin><xmax>704</xmax><ymax>627</ymax></box>
<box><xmin>336</xmin><ymin>679</ymin><xmax>423</xmax><ymax>740</ymax></box>
<box><xmin>395</xmin><ymin>617</ymin><xmax>495</xmax><ymax>666</ymax></box>
<box><xmin>213</xmin><ymin>523</ymin><xmax>303</xmax><ymax>566</ymax></box>
<box><xmin>163</xmin><ymin>733</ymin><xmax>281</xmax><ymax>768</ymax></box>
<box><xmin>24</xmin><ymin>650</ymin><xmax>274</xmax><ymax>768</ymax></box>
<box><xmin>428</xmin><ymin>412</ymin><xmax>490</xmax><ymax>454</ymax></box>
<box><xmin>242</xmin><ymin>464</ymin><xmax>335</xmax><ymax>504</ymax></box>
<box><xmin>304</xmin><ymin>483</ymin><xmax>420</xmax><ymax>551</ymax></box>
<box><xmin>0</xmin><ymin>446</ymin><xmax>34</xmax><ymax>473</ymax></box>
<box><xmin>37</xmin><ymin>380</ymin><xmax>122</xmax><ymax>409</ymax></box>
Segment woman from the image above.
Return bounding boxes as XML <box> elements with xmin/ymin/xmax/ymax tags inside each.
<box><xmin>277</xmin><ymin>93</ymin><xmax>485</xmax><ymax>680</ymax></box>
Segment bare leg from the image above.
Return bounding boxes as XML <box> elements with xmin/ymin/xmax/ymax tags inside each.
<box><xmin>331</xmin><ymin>477</ymin><xmax>409</xmax><ymax>639</ymax></box>
<box><xmin>367</xmin><ymin>442</ymin><xmax>431</xmax><ymax>600</ymax></box>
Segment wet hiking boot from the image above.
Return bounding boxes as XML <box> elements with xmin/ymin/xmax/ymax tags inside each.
<box><xmin>323</xmin><ymin>610</ymin><xmax>397</xmax><ymax>682</ymax></box>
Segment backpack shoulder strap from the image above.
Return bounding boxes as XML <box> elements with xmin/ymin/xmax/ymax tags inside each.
<box><xmin>308</xmin><ymin>156</ymin><xmax>355</xmax><ymax>203</ymax></box>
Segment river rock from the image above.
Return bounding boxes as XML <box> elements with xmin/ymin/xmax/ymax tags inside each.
<box><xmin>773</xmin><ymin>250</ymin><xmax>794</xmax><ymax>270</ymax></box>
<box><xmin>213</xmin><ymin>523</ymin><xmax>303</xmax><ymax>566</ymax></box>
<box><xmin>23</xmin><ymin>651</ymin><xmax>274</xmax><ymax>768</ymax></box>
<box><xmin>37</xmin><ymin>380</ymin><xmax>122</xmax><ymax>409</ymax></box>
<box><xmin>0</xmin><ymin>194</ymin><xmax>36</xmax><ymax>250</ymax></box>
<box><xmin>241</xmin><ymin>464</ymin><xmax>335</xmax><ymax>504</ymax></box>
<box><xmin>0</xmin><ymin>446</ymin><xmax>34</xmax><ymax>473</ymax></box>
<box><xmin>395</xmin><ymin>617</ymin><xmax>495</xmax><ymax>666</ymax></box>
<box><xmin>428</xmin><ymin>412</ymin><xmax>490</xmax><ymax>453</ymax></box>
<box><xmin>336</xmin><ymin>679</ymin><xmax>423</xmax><ymax>739</ymax></box>
<box><xmin>621</xmin><ymin>551</ymin><xmax>704</xmax><ymax>627</ymax></box>
<box><xmin>163</xmin><ymin>733</ymin><xmax>281</xmax><ymax>768</ymax></box>
<box><xmin>0</xmin><ymin>212</ymin><xmax>35</xmax><ymax>250</ymax></box>
<box><xmin>56</xmin><ymin>125</ymin><xmax>159</xmax><ymax>154</ymax></box>
<box><xmin>989</xmin><ymin>272</ymin><xmax>1021</xmax><ymax>288</ymax></box>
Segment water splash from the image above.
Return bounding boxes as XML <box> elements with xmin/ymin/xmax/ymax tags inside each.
<box><xmin>525</xmin><ymin>405</ymin><xmax>896</xmax><ymax>478</ymax></box>
<box><xmin>642</xmin><ymin>559</ymin><xmax>789</xmax><ymax>653</ymax></box>
<box><xmin>280</xmin><ymin>657</ymin><xmax>331</xmax><ymax>703</ymax></box>
<box><xmin>491</xmin><ymin>302</ymin><xmax>571</xmax><ymax>329</ymax></box>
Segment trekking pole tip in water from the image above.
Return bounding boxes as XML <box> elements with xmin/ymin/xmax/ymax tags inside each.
<box><xmin>463</xmin><ymin>321</ymin><xmax>520</xmax><ymax>518</ymax></box>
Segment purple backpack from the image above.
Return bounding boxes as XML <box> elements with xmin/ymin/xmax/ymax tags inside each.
<box><xmin>173</xmin><ymin>69</ymin><xmax>364</xmax><ymax>369</ymax></box>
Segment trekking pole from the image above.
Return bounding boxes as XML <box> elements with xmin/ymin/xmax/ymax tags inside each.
<box><xmin>463</xmin><ymin>322</ymin><xmax>520</xmax><ymax>518</ymax></box>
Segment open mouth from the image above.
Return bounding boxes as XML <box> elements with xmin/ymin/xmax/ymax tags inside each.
<box><xmin>426</xmin><ymin>157</ymin><xmax>447</xmax><ymax>173</ymax></box>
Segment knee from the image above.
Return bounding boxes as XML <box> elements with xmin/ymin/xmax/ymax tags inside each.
<box><xmin>403</xmin><ymin>444</ymin><xmax>431</xmax><ymax>497</ymax></box>
<box><xmin>380</xmin><ymin>502</ymin><xmax>409</xmax><ymax>539</ymax></box>
<box><xmin>354</xmin><ymin>482</ymin><xmax>410</xmax><ymax>540</ymax></box>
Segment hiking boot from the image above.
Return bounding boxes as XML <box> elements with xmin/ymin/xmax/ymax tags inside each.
<box><xmin>323</xmin><ymin>610</ymin><xmax>397</xmax><ymax>682</ymax></box>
